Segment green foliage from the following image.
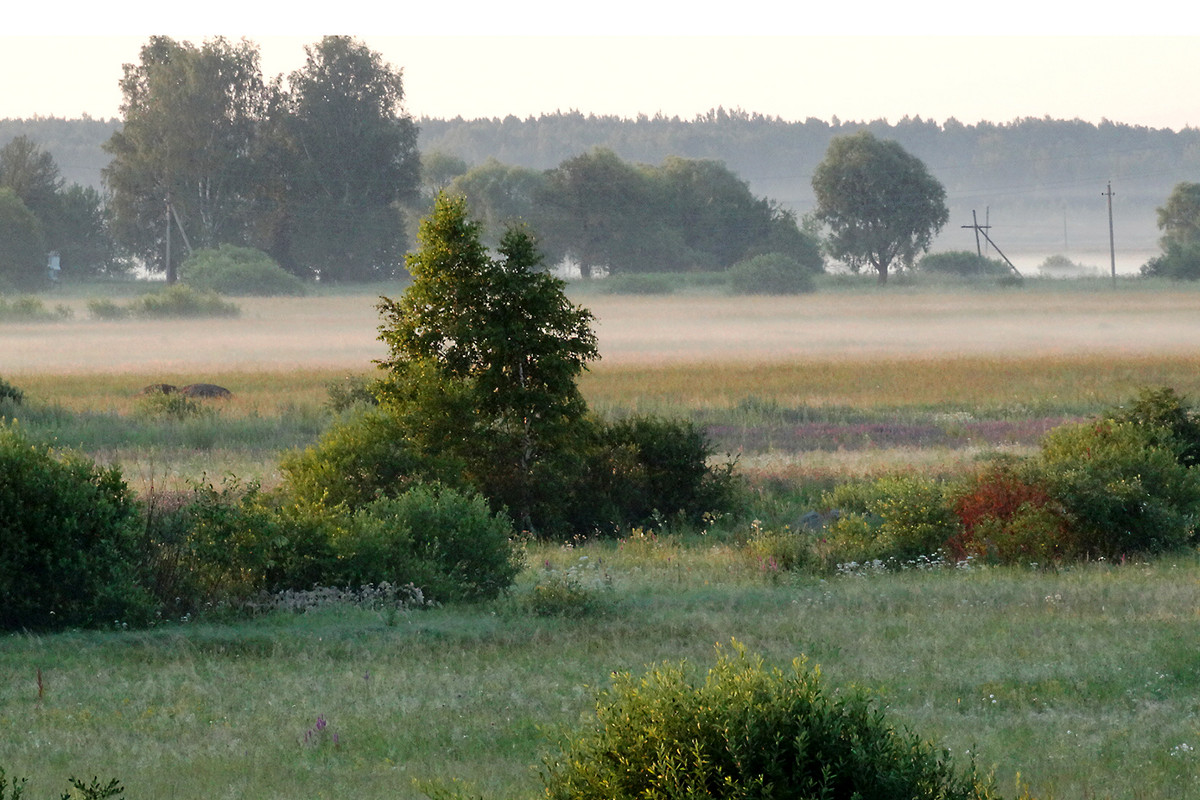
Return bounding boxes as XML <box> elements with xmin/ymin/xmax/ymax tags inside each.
<box><xmin>334</xmin><ymin>484</ymin><xmax>522</xmax><ymax>602</ymax></box>
<box><xmin>85</xmin><ymin>297</ymin><xmax>130</xmax><ymax>319</ymax></box>
<box><xmin>588</xmin><ymin>415</ymin><xmax>740</xmax><ymax>533</ymax></box>
<box><xmin>520</xmin><ymin>556</ymin><xmax>613</xmax><ymax>617</ymax></box>
<box><xmin>0</xmin><ymin>424</ymin><xmax>153</xmax><ymax>630</ymax></box>
<box><xmin>180</xmin><ymin>244</ymin><xmax>305</xmax><ymax>296</ymax></box>
<box><xmin>0</xmin><ymin>769</ymin><xmax>124</xmax><ymax>800</ymax></box>
<box><xmin>1155</xmin><ymin>181</ymin><xmax>1200</xmax><ymax>248</ymax></box>
<box><xmin>949</xmin><ymin>460</ymin><xmax>1071</xmax><ymax>565</ymax></box>
<box><xmin>728</xmin><ymin>252</ymin><xmax>816</xmax><ymax>294</ymax></box>
<box><xmin>0</xmin><ymin>295</ymin><xmax>70</xmax><ymax>321</ymax></box>
<box><xmin>272</xmin><ymin>36</ymin><xmax>419</xmax><ymax>280</ymax></box>
<box><xmin>542</xmin><ymin>640</ymin><xmax>997</xmax><ymax>800</ymax></box>
<box><xmin>918</xmin><ymin>250</ymin><xmax>1012</xmax><ymax>277</ymax></box>
<box><xmin>0</xmin><ymin>187</ymin><xmax>46</xmax><ymax>291</ymax></box>
<box><xmin>126</xmin><ymin>285</ymin><xmax>240</xmax><ymax>318</ymax></box>
<box><xmin>1107</xmin><ymin>385</ymin><xmax>1200</xmax><ymax>467</ymax></box>
<box><xmin>745</xmin><ymin>521</ymin><xmax>816</xmax><ymax>572</ymax></box>
<box><xmin>1140</xmin><ymin>239</ymin><xmax>1200</xmax><ymax>280</ymax></box>
<box><xmin>0</xmin><ymin>376</ymin><xmax>23</xmax><ymax>406</ymax></box>
<box><xmin>1036</xmin><ymin>418</ymin><xmax>1200</xmax><ymax>557</ymax></box>
<box><xmin>324</xmin><ymin>374</ymin><xmax>380</xmax><ymax>413</ymax></box>
<box><xmin>135</xmin><ymin>391</ymin><xmax>208</xmax><ymax>421</ymax></box>
<box><xmin>812</xmin><ymin>131</ymin><xmax>949</xmax><ymax>284</ymax></box>
<box><xmin>1037</xmin><ymin>254</ymin><xmax>1097</xmax><ymax>278</ymax></box>
<box><xmin>282</xmin><ymin>405</ymin><xmax>466</xmax><ymax>510</ymax></box>
<box><xmin>375</xmin><ymin>195</ymin><xmax>599</xmax><ymax>533</ymax></box>
<box><xmin>821</xmin><ymin>474</ymin><xmax>961</xmax><ymax>564</ymax></box>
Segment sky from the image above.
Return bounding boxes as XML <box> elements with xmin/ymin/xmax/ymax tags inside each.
<box><xmin>2</xmin><ymin>2</ymin><xmax>1200</xmax><ymax>130</ymax></box>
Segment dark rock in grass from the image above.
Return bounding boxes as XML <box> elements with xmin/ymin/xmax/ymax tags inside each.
<box><xmin>180</xmin><ymin>383</ymin><xmax>232</xmax><ymax>399</ymax></box>
<box><xmin>137</xmin><ymin>383</ymin><xmax>178</xmax><ymax>396</ymax></box>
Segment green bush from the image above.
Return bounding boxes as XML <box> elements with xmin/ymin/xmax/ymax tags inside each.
<box><xmin>820</xmin><ymin>475</ymin><xmax>961</xmax><ymax>565</ymax></box>
<box><xmin>86</xmin><ymin>297</ymin><xmax>131</xmax><ymax>320</ymax></box>
<box><xmin>333</xmin><ymin>484</ymin><xmax>522</xmax><ymax>602</ymax></box>
<box><xmin>135</xmin><ymin>391</ymin><xmax>208</xmax><ymax>421</ymax></box>
<box><xmin>281</xmin><ymin>407</ymin><xmax>465</xmax><ymax>510</ymax></box>
<box><xmin>1141</xmin><ymin>241</ymin><xmax>1200</xmax><ymax>280</ymax></box>
<box><xmin>0</xmin><ymin>376</ymin><xmax>23</xmax><ymax>405</ymax></box>
<box><xmin>0</xmin><ymin>295</ymin><xmax>71</xmax><ymax>321</ymax></box>
<box><xmin>542</xmin><ymin>640</ymin><xmax>997</xmax><ymax>800</ymax></box>
<box><xmin>728</xmin><ymin>252</ymin><xmax>815</xmax><ymax>295</ymax></box>
<box><xmin>587</xmin><ymin>415</ymin><xmax>741</xmax><ymax>533</ymax></box>
<box><xmin>128</xmin><ymin>285</ymin><xmax>240</xmax><ymax>318</ymax></box>
<box><xmin>0</xmin><ymin>424</ymin><xmax>153</xmax><ymax>630</ymax></box>
<box><xmin>1035</xmin><ymin>418</ymin><xmax>1200</xmax><ymax>557</ymax></box>
<box><xmin>1107</xmin><ymin>385</ymin><xmax>1200</xmax><ymax>467</ymax></box>
<box><xmin>180</xmin><ymin>244</ymin><xmax>306</xmax><ymax>296</ymax></box>
<box><xmin>949</xmin><ymin>460</ymin><xmax>1072</xmax><ymax>565</ymax></box>
<box><xmin>918</xmin><ymin>250</ymin><xmax>1011</xmax><ymax>277</ymax></box>
<box><xmin>520</xmin><ymin>557</ymin><xmax>614</xmax><ymax>617</ymax></box>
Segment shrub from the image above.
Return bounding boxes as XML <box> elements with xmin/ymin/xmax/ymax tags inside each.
<box><xmin>949</xmin><ymin>460</ymin><xmax>1072</xmax><ymax>564</ymax></box>
<box><xmin>333</xmin><ymin>484</ymin><xmax>522</xmax><ymax>602</ymax></box>
<box><xmin>135</xmin><ymin>391</ymin><xmax>208</xmax><ymax>420</ymax></box>
<box><xmin>918</xmin><ymin>250</ymin><xmax>1011</xmax><ymax>277</ymax></box>
<box><xmin>281</xmin><ymin>407</ymin><xmax>466</xmax><ymax>510</ymax></box>
<box><xmin>587</xmin><ymin>415</ymin><xmax>741</xmax><ymax>533</ymax></box>
<box><xmin>128</xmin><ymin>285</ymin><xmax>240</xmax><ymax>318</ymax></box>
<box><xmin>744</xmin><ymin>520</ymin><xmax>815</xmax><ymax>573</ymax></box>
<box><xmin>324</xmin><ymin>374</ymin><xmax>380</xmax><ymax>414</ymax></box>
<box><xmin>820</xmin><ymin>474</ymin><xmax>961</xmax><ymax>565</ymax></box>
<box><xmin>180</xmin><ymin>244</ymin><xmax>306</xmax><ymax>296</ymax></box>
<box><xmin>0</xmin><ymin>376</ymin><xmax>23</xmax><ymax>405</ymax></box>
<box><xmin>86</xmin><ymin>297</ymin><xmax>131</xmax><ymax>319</ymax></box>
<box><xmin>0</xmin><ymin>295</ymin><xmax>71</xmax><ymax>321</ymax></box>
<box><xmin>0</xmin><ymin>424</ymin><xmax>153</xmax><ymax>630</ymax></box>
<box><xmin>1107</xmin><ymin>385</ymin><xmax>1200</xmax><ymax>467</ymax></box>
<box><xmin>1036</xmin><ymin>419</ymin><xmax>1200</xmax><ymax>557</ymax></box>
<box><xmin>728</xmin><ymin>252</ymin><xmax>815</xmax><ymax>295</ymax></box>
<box><xmin>520</xmin><ymin>556</ymin><xmax>614</xmax><ymax>617</ymax></box>
<box><xmin>1141</xmin><ymin>241</ymin><xmax>1200</xmax><ymax>280</ymax></box>
<box><xmin>542</xmin><ymin>640</ymin><xmax>997</xmax><ymax>800</ymax></box>
<box><xmin>1039</xmin><ymin>253</ymin><xmax>1099</xmax><ymax>278</ymax></box>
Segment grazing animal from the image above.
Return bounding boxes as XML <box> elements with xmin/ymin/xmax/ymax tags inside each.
<box><xmin>180</xmin><ymin>383</ymin><xmax>232</xmax><ymax>399</ymax></box>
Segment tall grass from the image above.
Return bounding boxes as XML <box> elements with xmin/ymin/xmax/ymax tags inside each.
<box><xmin>2</xmin><ymin>545</ymin><xmax>1198</xmax><ymax>799</ymax></box>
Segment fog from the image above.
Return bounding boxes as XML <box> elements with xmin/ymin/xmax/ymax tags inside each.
<box><xmin>9</xmin><ymin>289</ymin><xmax>1200</xmax><ymax>379</ymax></box>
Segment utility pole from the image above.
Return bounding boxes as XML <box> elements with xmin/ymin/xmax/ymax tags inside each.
<box><xmin>970</xmin><ymin>209</ymin><xmax>983</xmax><ymax>256</ymax></box>
<box><xmin>962</xmin><ymin>211</ymin><xmax>1021</xmax><ymax>277</ymax></box>
<box><xmin>1103</xmin><ymin>181</ymin><xmax>1116</xmax><ymax>288</ymax></box>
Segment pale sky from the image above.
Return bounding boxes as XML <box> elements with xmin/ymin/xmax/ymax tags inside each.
<box><xmin>3</xmin><ymin>2</ymin><xmax>1200</xmax><ymax>130</ymax></box>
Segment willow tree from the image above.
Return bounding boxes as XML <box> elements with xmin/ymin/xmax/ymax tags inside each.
<box><xmin>812</xmin><ymin>131</ymin><xmax>948</xmax><ymax>284</ymax></box>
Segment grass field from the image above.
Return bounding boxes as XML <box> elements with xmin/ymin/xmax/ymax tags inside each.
<box><xmin>4</xmin><ymin>279</ymin><xmax>1200</xmax><ymax>798</ymax></box>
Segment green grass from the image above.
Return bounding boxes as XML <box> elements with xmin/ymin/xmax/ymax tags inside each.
<box><xmin>3</xmin><ymin>544</ymin><xmax>1199</xmax><ymax>799</ymax></box>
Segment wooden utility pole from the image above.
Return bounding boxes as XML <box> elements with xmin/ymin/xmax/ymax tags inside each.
<box><xmin>1103</xmin><ymin>182</ymin><xmax>1116</xmax><ymax>287</ymax></box>
<box><xmin>962</xmin><ymin>211</ymin><xmax>1022</xmax><ymax>277</ymax></box>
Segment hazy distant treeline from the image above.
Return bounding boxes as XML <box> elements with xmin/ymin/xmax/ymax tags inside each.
<box><xmin>6</xmin><ymin>109</ymin><xmax>1199</xmax><ymax>253</ymax></box>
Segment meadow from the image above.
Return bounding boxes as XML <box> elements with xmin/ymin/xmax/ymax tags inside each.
<box><xmin>4</xmin><ymin>278</ymin><xmax>1200</xmax><ymax>798</ymax></box>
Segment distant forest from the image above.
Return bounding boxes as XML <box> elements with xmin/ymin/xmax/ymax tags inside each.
<box><xmin>6</xmin><ymin>110</ymin><xmax>1200</xmax><ymax>258</ymax></box>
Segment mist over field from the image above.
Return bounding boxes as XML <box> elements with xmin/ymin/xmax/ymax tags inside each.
<box><xmin>9</xmin><ymin>288</ymin><xmax>1200</xmax><ymax>378</ymax></box>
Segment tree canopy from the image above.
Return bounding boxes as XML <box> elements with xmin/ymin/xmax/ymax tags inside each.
<box><xmin>812</xmin><ymin>131</ymin><xmax>949</xmax><ymax>283</ymax></box>
<box><xmin>102</xmin><ymin>35</ymin><xmax>419</xmax><ymax>281</ymax></box>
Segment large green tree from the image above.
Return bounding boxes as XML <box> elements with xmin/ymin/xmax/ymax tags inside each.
<box><xmin>1156</xmin><ymin>182</ymin><xmax>1200</xmax><ymax>248</ymax></box>
<box><xmin>375</xmin><ymin>193</ymin><xmax>598</xmax><ymax>529</ymax></box>
<box><xmin>103</xmin><ymin>36</ymin><xmax>266</xmax><ymax>280</ymax></box>
<box><xmin>812</xmin><ymin>130</ymin><xmax>949</xmax><ymax>284</ymax></box>
<box><xmin>272</xmin><ymin>36</ymin><xmax>420</xmax><ymax>280</ymax></box>
<box><xmin>444</xmin><ymin>157</ymin><xmax>546</xmax><ymax>245</ymax></box>
<box><xmin>0</xmin><ymin>188</ymin><xmax>46</xmax><ymax>290</ymax></box>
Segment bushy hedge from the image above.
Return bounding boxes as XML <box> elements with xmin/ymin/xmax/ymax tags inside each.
<box><xmin>542</xmin><ymin>641</ymin><xmax>998</xmax><ymax>800</ymax></box>
<box><xmin>0</xmin><ymin>425</ymin><xmax>153</xmax><ymax>630</ymax></box>
<box><xmin>283</xmin><ymin>407</ymin><xmax>740</xmax><ymax>538</ymax></box>
<box><xmin>728</xmin><ymin>252</ymin><xmax>815</xmax><ymax>295</ymax></box>
<box><xmin>917</xmin><ymin>250</ymin><xmax>1011</xmax><ymax>277</ymax></box>
<box><xmin>180</xmin><ymin>244</ymin><xmax>306</xmax><ymax>296</ymax></box>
